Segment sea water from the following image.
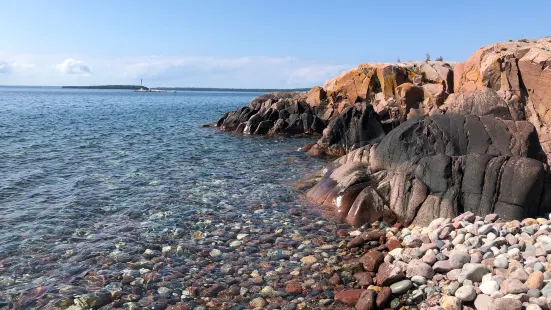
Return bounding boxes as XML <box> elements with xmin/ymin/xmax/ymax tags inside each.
<box><xmin>0</xmin><ymin>87</ymin><xmax>326</xmax><ymax>306</ymax></box>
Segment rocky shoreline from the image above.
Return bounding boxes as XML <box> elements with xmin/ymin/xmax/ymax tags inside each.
<box><xmin>46</xmin><ymin>206</ymin><xmax>551</xmax><ymax>310</ymax></box>
<box><xmin>8</xmin><ymin>37</ymin><xmax>549</xmax><ymax>309</ymax></box>
<box><xmin>215</xmin><ymin>36</ymin><xmax>551</xmax><ymax>229</ymax></box>
<box><xmin>335</xmin><ymin>211</ymin><xmax>551</xmax><ymax>310</ymax></box>
<box><xmin>207</xmin><ymin>36</ymin><xmax>551</xmax><ymax>309</ymax></box>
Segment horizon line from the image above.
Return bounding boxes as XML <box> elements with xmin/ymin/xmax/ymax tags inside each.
<box><xmin>0</xmin><ymin>85</ymin><xmax>312</xmax><ymax>90</ymax></box>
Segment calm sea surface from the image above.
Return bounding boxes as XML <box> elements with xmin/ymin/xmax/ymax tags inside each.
<box><xmin>0</xmin><ymin>88</ymin><xmax>325</xmax><ymax>304</ymax></box>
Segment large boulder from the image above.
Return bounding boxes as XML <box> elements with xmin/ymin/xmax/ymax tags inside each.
<box><xmin>423</xmin><ymin>83</ymin><xmax>448</xmax><ymax>114</ymax></box>
<box><xmin>323</xmin><ymin>64</ymin><xmax>377</xmax><ymax>106</ymax></box>
<box><xmin>307</xmin><ymin>114</ymin><xmax>547</xmax><ymax>228</ymax></box>
<box><xmin>396</xmin><ymin>83</ymin><xmax>424</xmax><ymax>120</ymax></box>
<box><xmin>454</xmin><ymin>41</ymin><xmax>519</xmax><ymax>93</ymax></box>
<box><xmin>453</xmin><ymin>39</ymin><xmax>551</xmax><ymax>95</ymax></box>
<box><xmin>306</xmin><ymin>86</ymin><xmax>326</xmax><ymax>107</ymax></box>
<box><xmin>313</xmin><ymin>103</ymin><xmax>386</xmax><ymax>157</ymax></box>
<box><xmin>371</xmin><ymin>114</ymin><xmax>541</xmax><ymax>170</ymax></box>
<box><xmin>377</xmin><ymin>64</ymin><xmax>410</xmax><ymax>99</ymax></box>
<box><xmin>518</xmin><ymin>47</ymin><xmax>551</xmax><ymax>126</ymax></box>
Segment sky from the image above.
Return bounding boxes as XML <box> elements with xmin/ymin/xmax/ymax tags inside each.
<box><xmin>0</xmin><ymin>0</ymin><xmax>550</xmax><ymax>88</ymax></box>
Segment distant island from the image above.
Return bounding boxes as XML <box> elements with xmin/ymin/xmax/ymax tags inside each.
<box><xmin>62</xmin><ymin>85</ymin><xmax>147</xmax><ymax>90</ymax></box>
<box><xmin>61</xmin><ymin>85</ymin><xmax>311</xmax><ymax>92</ymax></box>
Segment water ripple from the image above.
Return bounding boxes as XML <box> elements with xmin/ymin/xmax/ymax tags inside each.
<box><xmin>0</xmin><ymin>88</ymin><xmax>327</xmax><ymax>301</ymax></box>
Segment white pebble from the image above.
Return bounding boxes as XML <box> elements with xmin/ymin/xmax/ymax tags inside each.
<box><xmin>479</xmin><ymin>280</ymin><xmax>500</xmax><ymax>295</ymax></box>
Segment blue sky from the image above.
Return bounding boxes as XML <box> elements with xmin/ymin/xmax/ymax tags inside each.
<box><xmin>0</xmin><ymin>0</ymin><xmax>549</xmax><ymax>87</ymax></box>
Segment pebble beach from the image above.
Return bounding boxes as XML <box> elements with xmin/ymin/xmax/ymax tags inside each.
<box><xmin>19</xmin><ymin>205</ymin><xmax>551</xmax><ymax>310</ymax></box>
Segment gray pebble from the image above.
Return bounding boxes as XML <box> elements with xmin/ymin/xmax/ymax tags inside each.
<box><xmin>478</xmin><ymin>224</ymin><xmax>493</xmax><ymax>235</ymax></box>
<box><xmin>445</xmin><ymin>282</ymin><xmax>460</xmax><ymax>295</ymax></box>
<box><xmin>455</xmin><ymin>285</ymin><xmax>476</xmax><ymax>302</ymax></box>
<box><xmin>493</xmin><ymin>256</ymin><xmax>508</xmax><ymax>268</ymax></box>
<box><xmin>541</xmin><ymin>281</ymin><xmax>551</xmax><ymax>297</ymax></box>
<box><xmin>411</xmin><ymin>276</ymin><xmax>427</xmax><ymax>285</ymax></box>
<box><xmin>522</xmin><ymin>226</ymin><xmax>535</xmax><ymax>234</ymax></box>
<box><xmin>528</xmin><ymin>289</ymin><xmax>542</xmax><ymax>298</ymax></box>
<box><xmin>390</xmin><ymin>280</ymin><xmax>412</xmax><ymax>294</ymax></box>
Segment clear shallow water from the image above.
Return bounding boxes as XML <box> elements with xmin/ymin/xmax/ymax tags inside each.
<box><xmin>0</xmin><ymin>88</ymin><xmax>326</xmax><ymax>305</ymax></box>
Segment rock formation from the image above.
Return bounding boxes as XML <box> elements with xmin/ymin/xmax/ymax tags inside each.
<box><xmin>214</xmin><ymin>36</ymin><xmax>551</xmax><ymax>228</ymax></box>
<box><xmin>306</xmin><ymin>103</ymin><xmax>386</xmax><ymax>157</ymax></box>
<box><xmin>216</xmin><ymin>92</ymin><xmax>328</xmax><ymax>136</ymax></box>
<box><xmin>453</xmin><ymin>37</ymin><xmax>551</xmax><ymax>156</ymax></box>
<box><xmin>307</xmin><ymin>114</ymin><xmax>548</xmax><ymax>228</ymax></box>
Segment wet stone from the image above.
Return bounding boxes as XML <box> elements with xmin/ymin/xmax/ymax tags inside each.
<box><xmin>360</xmin><ymin>250</ymin><xmax>384</xmax><ymax>272</ymax></box>
<box><xmin>250</xmin><ymin>297</ymin><xmax>266</xmax><ymax>308</ymax></box>
<box><xmin>74</xmin><ymin>292</ymin><xmax>112</xmax><ymax>309</ymax></box>
<box><xmin>354</xmin><ymin>272</ymin><xmax>374</xmax><ymax>287</ymax></box>
<box><xmin>334</xmin><ymin>289</ymin><xmax>365</xmax><ymax>305</ymax></box>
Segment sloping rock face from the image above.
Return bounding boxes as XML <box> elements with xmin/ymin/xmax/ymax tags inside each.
<box><xmin>216</xmin><ymin>92</ymin><xmax>328</xmax><ymax>136</ymax></box>
<box><xmin>441</xmin><ymin>88</ymin><xmax>523</xmax><ymax>121</ymax></box>
<box><xmin>307</xmin><ymin>114</ymin><xmax>548</xmax><ymax>228</ymax></box>
<box><xmin>452</xmin><ymin>37</ymin><xmax>551</xmax><ymax>157</ymax></box>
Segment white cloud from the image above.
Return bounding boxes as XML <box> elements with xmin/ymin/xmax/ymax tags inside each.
<box><xmin>0</xmin><ymin>61</ymin><xmax>11</xmax><ymax>74</ymax></box>
<box><xmin>58</xmin><ymin>58</ymin><xmax>91</xmax><ymax>75</ymax></box>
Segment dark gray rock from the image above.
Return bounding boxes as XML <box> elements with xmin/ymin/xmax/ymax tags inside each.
<box><xmin>315</xmin><ymin>103</ymin><xmax>386</xmax><ymax>157</ymax></box>
<box><xmin>254</xmin><ymin>120</ymin><xmax>273</xmax><ymax>135</ymax></box>
<box><xmin>216</xmin><ymin>91</ymin><xmax>327</xmax><ymax>137</ymax></box>
<box><xmin>307</xmin><ymin>114</ymin><xmax>548</xmax><ymax>228</ymax></box>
